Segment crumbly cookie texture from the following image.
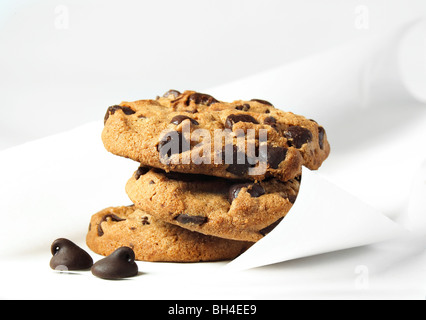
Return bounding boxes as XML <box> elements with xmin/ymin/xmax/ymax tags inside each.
<box><xmin>125</xmin><ymin>167</ymin><xmax>300</xmax><ymax>242</ymax></box>
<box><xmin>86</xmin><ymin>206</ymin><xmax>253</xmax><ymax>262</ymax></box>
<box><xmin>102</xmin><ymin>90</ymin><xmax>330</xmax><ymax>182</ymax></box>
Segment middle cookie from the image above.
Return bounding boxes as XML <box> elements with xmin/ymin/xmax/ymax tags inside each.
<box><xmin>126</xmin><ymin>167</ymin><xmax>300</xmax><ymax>242</ymax></box>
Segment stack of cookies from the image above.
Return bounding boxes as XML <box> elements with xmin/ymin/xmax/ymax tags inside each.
<box><xmin>86</xmin><ymin>90</ymin><xmax>330</xmax><ymax>262</ymax></box>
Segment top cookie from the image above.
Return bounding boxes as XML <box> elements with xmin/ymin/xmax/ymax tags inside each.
<box><xmin>102</xmin><ymin>90</ymin><xmax>330</xmax><ymax>182</ymax></box>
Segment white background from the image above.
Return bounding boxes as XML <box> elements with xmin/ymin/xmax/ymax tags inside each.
<box><xmin>1</xmin><ymin>0</ymin><xmax>426</xmax><ymax>149</ymax></box>
<box><xmin>1</xmin><ymin>0</ymin><xmax>426</xmax><ymax>300</ymax></box>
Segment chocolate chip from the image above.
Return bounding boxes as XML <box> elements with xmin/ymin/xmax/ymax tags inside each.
<box><xmin>259</xmin><ymin>218</ymin><xmax>284</xmax><ymax>236</ymax></box>
<box><xmin>250</xmin><ymin>99</ymin><xmax>274</xmax><ymax>107</ymax></box>
<box><xmin>264</xmin><ymin>116</ymin><xmax>278</xmax><ymax>131</ymax></box>
<box><xmin>188</xmin><ymin>92</ymin><xmax>218</xmax><ymax>106</ymax></box>
<box><xmin>224</xmin><ymin>145</ymin><xmax>255</xmax><ymax>176</ymax></box>
<box><xmin>259</xmin><ymin>145</ymin><xmax>288</xmax><ymax>169</ymax></box>
<box><xmin>284</xmin><ymin>126</ymin><xmax>313</xmax><ymax>148</ymax></box>
<box><xmin>228</xmin><ymin>183</ymin><xmax>265</xmax><ymax>203</ymax></box>
<box><xmin>225</xmin><ymin>114</ymin><xmax>259</xmax><ymax>130</ymax></box>
<box><xmin>228</xmin><ymin>183</ymin><xmax>249</xmax><ymax>203</ymax></box>
<box><xmin>287</xmin><ymin>194</ymin><xmax>298</xmax><ymax>204</ymax></box>
<box><xmin>170</xmin><ymin>115</ymin><xmax>199</xmax><ymax>125</ymax></box>
<box><xmin>175</xmin><ymin>214</ymin><xmax>207</xmax><ymax>225</ymax></box>
<box><xmin>141</xmin><ymin>216</ymin><xmax>150</xmax><ymax>225</ymax></box>
<box><xmin>97</xmin><ymin>214</ymin><xmax>126</xmax><ymax>237</ymax></box>
<box><xmin>104</xmin><ymin>105</ymin><xmax>136</xmax><ymax>124</ymax></box>
<box><xmin>263</xmin><ymin>117</ymin><xmax>276</xmax><ymax>125</ymax></box>
<box><xmin>248</xmin><ymin>184</ymin><xmax>266</xmax><ymax>198</ymax></box>
<box><xmin>163</xmin><ymin>89</ymin><xmax>181</xmax><ymax>99</ymax></box>
<box><xmin>114</xmin><ymin>106</ymin><xmax>135</xmax><ymax>115</ymax></box>
<box><xmin>157</xmin><ymin>131</ymin><xmax>190</xmax><ymax>159</ymax></box>
<box><xmin>235</xmin><ymin>104</ymin><xmax>251</xmax><ymax>111</ymax></box>
<box><xmin>226</xmin><ymin>162</ymin><xmax>249</xmax><ymax>176</ymax></box>
<box><xmin>318</xmin><ymin>127</ymin><xmax>325</xmax><ymax>150</ymax></box>
<box><xmin>50</xmin><ymin>238</ymin><xmax>93</xmax><ymax>271</ymax></box>
<box><xmin>91</xmin><ymin>247</ymin><xmax>138</xmax><ymax>280</ymax></box>
<box><xmin>135</xmin><ymin>166</ymin><xmax>150</xmax><ymax>180</ymax></box>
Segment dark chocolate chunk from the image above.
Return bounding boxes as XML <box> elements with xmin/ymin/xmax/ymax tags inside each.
<box><xmin>224</xmin><ymin>145</ymin><xmax>255</xmax><ymax>176</ymax></box>
<box><xmin>91</xmin><ymin>247</ymin><xmax>138</xmax><ymax>280</ymax></box>
<box><xmin>287</xmin><ymin>194</ymin><xmax>298</xmax><ymax>204</ymax></box>
<box><xmin>50</xmin><ymin>238</ymin><xmax>93</xmax><ymax>271</ymax></box>
<box><xmin>225</xmin><ymin>114</ymin><xmax>259</xmax><ymax>130</ymax></box>
<box><xmin>264</xmin><ymin>116</ymin><xmax>278</xmax><ymax>131</ymax></box>
<box><xmin>104</xmin><ymin>105</ymin><xmax>136</xmax><ymax>124</ymax></box>
<box><xmin>318</xmin><ymin>127</ymin><xmax>325</xmax><ymax>150</ymax></box>
<box><xmin>170</xmin><ymin>115</ymin><xmax>199</xmax><ymax>125</ymax></box>
<box><xmin>259</xmin><ymin>218</ymin><xmax>284</xmax><ymax>236</ymax></box>
<box><xmin>284</xmin><ymin>126</ymin><xmax>313</xmax><ymax>148</ymax></box>
<box><xmin>250</xmin><ymin>99</ymin><xmax>274</xmax><ymax>107</ymax></box>
<box><xmin>228</xmin><ymin>183</ymin><xmax>250</xmax><ymax>203</ymax></box>
<box><xmin>259</xmin><ymin>145</ymin><xmax>288</xmax><ymax>169</ymax></box>
<box><xmin>228</xmin><ymin>183</ymin><xmax>265</xmax><ymax>203</ymax></box>
<box><xmin>157</xmin><ymin>131</ymin><xmax>190</xmax><ymax>159</ymax></box>
<box><xmin>163</xmin><ymin>89</ymin><xmax>181</xmax><ymax>99</ymax></box>
<box><xmin>175</xmin><ymin>214</ymin><xmax>207</xmax><ymax>225</ymax></box>
<box><xmin>141</xmin><ymin>216</ymin><xmax>150</xmax><ymax>225</ymax></box>
<box><xmin>135</xmin><ymin>166</ymin><xmax>150</xmax><ymax>180</ymax></box>
<box><xmin>97</xmin><ymin>214</ymin><xmax>126</xmax><ymax>237</ymax></box>
<box><xmin>235</xmin><ymin>104</ymin><xmax>251</xmax><ymax>111</ymax></box>
<box><xmin>188</xmin><ymin>92</ymin><xmax>218</xmax><ymax>106</ymax></box>
<box><xmin>263</xmin><ymin>116</ymin><xmax>277</xmax><ymax>125</ymax></box>
<box><xmin>247</xmin><ymin>184</ymin><xmax>266</xmax><ymax>198</ymax></box>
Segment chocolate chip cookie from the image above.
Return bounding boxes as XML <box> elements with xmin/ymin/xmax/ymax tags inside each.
<box><xmin>102</xmin><ymin>90</ymin><xmax>330</xmax><ymax>182</ymax></box>
<box><xmin>125</xmin><ymin>167</ymin><xmax>300</xmax><ymax>242</ymax></box>
<box><xmin>86</xmin><ymin>206</ymin><xmax>253</xmax><ymax>262</ymax></box>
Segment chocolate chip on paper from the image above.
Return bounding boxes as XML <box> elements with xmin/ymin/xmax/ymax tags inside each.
<box><xmin>91</xmin><ymin>247</ymin><xmax>139</xmax><ymax>280</ymax></box>
<box><xmin>50</xmin><ymin>238</ymin><xmax>93</xmax><ymax>271</ymax></box>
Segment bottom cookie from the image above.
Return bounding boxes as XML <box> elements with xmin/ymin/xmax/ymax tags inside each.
<box><xmin>86</xmin><ymin>206</ymin><xmax>253</xmax><ymax>262</ymax></box>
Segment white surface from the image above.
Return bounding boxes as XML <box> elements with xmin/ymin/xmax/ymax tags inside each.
<box><xmin>1</xmin><ymin>1</ymin><xmax>426</xmax><ymax>300</ymax></box>
<box><xmin>1</xmin><ymin>236</ymin><xmax>425</xmax><ymax>300</ymax></box>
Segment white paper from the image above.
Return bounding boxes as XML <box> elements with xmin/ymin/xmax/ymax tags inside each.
<box><xmin>225</xmin><ymin>167</ymin><xmax>406</xmax><ymax>271</ymax></box>
<box><xmin>400</xmin><ymin>160</ymin><xmax>426</xmax><ymax>238</ymax></box>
